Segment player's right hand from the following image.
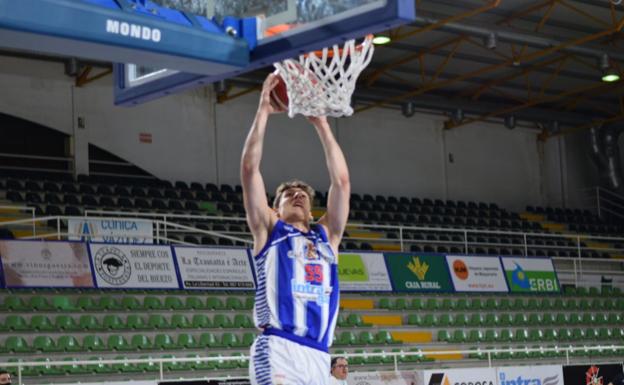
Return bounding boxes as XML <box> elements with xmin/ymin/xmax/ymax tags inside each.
<box><xmin>258</xmin><ymin>73</ymin><xmax>285</xmax><ymax>114</ymax></box>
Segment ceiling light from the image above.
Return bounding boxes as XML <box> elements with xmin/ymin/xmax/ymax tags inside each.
<box><xmin>504</xmin><ymin>116</ymin><xmax>516</xmax><ymax>129</ymax></box>
<box><xmin>401</xmin><ymin>101</ymin><xmax>415</xmax><ymax>117</ymax></box>
<box><xmin>453</xmin><ymin>108</ymin><xmax>464</xmax><ymax>123</ymax></box>
<box><xmin>372</xmin><ymin>35</ymin><xmax>391</xmax><ymax>45</ymax></box>
<box><xmin>602</xmin><ymin>68</ymin><xmax>620</xmax><ymax>83</ymax></box>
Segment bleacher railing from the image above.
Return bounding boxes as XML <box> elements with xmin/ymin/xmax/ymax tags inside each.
<box><xmin>3</xmin><ymin>345</ymin><xmax>623</xmax><ymax>384</ymax></box>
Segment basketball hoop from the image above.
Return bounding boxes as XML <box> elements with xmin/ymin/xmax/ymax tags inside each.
<box><xmin>273</xmin><ymin>34</ymin><xmax>374</xmax><ymax>118</ymax></box>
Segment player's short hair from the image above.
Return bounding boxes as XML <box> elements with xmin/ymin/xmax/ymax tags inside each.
<box><xmin>273</xmin><ymin>180</ymin><xmax>315</xmax><ymax>209</ymax></box>
<box><xmin>331</xmin><ymin>356</ymin><xmax>347</xmax><ymax>369</ymax></box>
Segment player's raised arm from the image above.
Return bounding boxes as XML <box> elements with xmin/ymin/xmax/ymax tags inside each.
<box><xmin>240</xmin><ymin>74</ymin><xmax>282</xmax><ymax>253</ymax></box>
<box><xmin>310</xmin><ymin>116</ymin><xmax>350</xmax><ymax>253</ymax></box>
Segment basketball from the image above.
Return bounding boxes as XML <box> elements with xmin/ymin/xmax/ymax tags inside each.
<box><xmin>270</xmin><ymin>71</ymin><xmax>289</xmax><ymax>112</ymax></box>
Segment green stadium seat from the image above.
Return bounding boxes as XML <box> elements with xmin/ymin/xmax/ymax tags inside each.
<box><xmin>543</xmin><ymin>329</ymin><xmax>557</xmax><ymax>341</ymax></box>
<box><xmin>192</xmin><ymin>314</ymin><xmax>212</xmax><ymax>328</ymax></box>
<box><xmin>393</xmin><ymin>298</ymin><xmax>408</xmax><ymax>310</ymax></box>
<box><xmin>555</xmin><ymin>313</ymin><xmax>567</xmax><ymax>325</ymax></box>
<box><xmin>564</xmin><ymin>286</ymin><xmax>577</xmax><ymax>295</ymax></box>
<box><xmin>126</xmin><ymin>314</ymin><xmax>148</xmax><ymax>330</ymax></box>
<box><xmin>542</xmin><ymin>313</ymin><xmax>556</xmax><ymax>325</ymax></box>
<box><xmin>440</xmin><ymin>298</ymin><xmax>453</xmax><ymax>310</ymax></box>
<box><xmin>36</xmin><ymin>357</ymin><xmax>65</xmax><ymax>375</ymax></box>
<box><xmin>378</xmin><ymin>298</ymin><xmax>391</xmax><ymax>309</ymax></box>
<box><xmin>213</xmin><ymin>314</ymin><xmax>233</xmax><ymax>328</ymax></box>
<box><xmin>213</xmin><ymin>353</ymin><xmax>238</xmax><ymax>370</ymax></box>
<box><xmin>452</xmin><ymin>314</ymin><xmax>468</xmax><ymax>327</ymax></box>
<box><xmin>424</xmin><ymin>298</ymin><xmax>439</xmax><ymax>310</ymax></box>
<box><xmin>121</xmin><ymin>296</ymin><xmax>142</xmax><ymax>310</ymax></box>
<box><xmin>244</xmin><ymin>297</ymin><xmax>255</xmax><ymax>310</ymax></box>
<box><xmin>553</xmin><ymin>298</ymin><xmax>565</xmax><ymax>310</ymax></box>
<box><xmin>498</xmin><ymin>298</ymin><xmax>511</xmax><ymax>310</ymax></box>
<box><xmin>358</xmin><ymin>331</ymin><xmax>375</xmax><ymax>345</ymax></box>
<box><xmin>589</xmin><ymin>287</ymin><xmax>599</xmax><ymax>296</ymax></box>
<box><xmin>469</xmin><ymin>313</ymin><xmax>483</xmax><ymax>326</ymax></box>
<box><xmin>137</xmin><ymin>355</ymin><xmax>159</xmax><ymax>372</ymax></box>
<box><xmin>242</xmin><ymin>332</ymin><xmax>256</xmax><ymax>347</ymax></box>
<box><xmin>336</xmin><ymin>331</ymin><xmax>357</xmax><ymax>346</ymax></box>
<box><xmin>512</xmin><ymin>298</ymin><xmax>524</xmax><ymax>310</ymax></box>
<box><xmin>484</xmin><ymin>329</ymin><xmax>498</xmax><ymax>342</ymax></box>
<box><xmin>199</xmin><ymin>332</ymin><xmax>221</xmax><ymax>348</ymax></box>
<box><xmin>568</xmin><ymin>313</ymin><xmax>581</xmax><ymax>325</ymax></box>
<box><xmin>52</xmin><ymin>296</ymin><xmax>74</xmax><ymax>311</ymax></box>
<box><xmin>222</xmin><ymin>332</ymin><xmax>242</xmax><ymax>347</ymax></box>
<box><xmin>233</xmin><ymin>314</ymin><xmax>254</xmax><ymax>328</ymax></box>
<box><xmin>130</xmin><ymin>334</ymin><xmax>152</xmax><ymax>350</ymax></box>
<box><xmin>468</xmin><ymin>329</ymin><xmax>484</xmax><ymax>343</ymax></box>
<box><xmin>539</xmin><ymin>298</ymin><xmax>551</xmax><ymax>310</ymax></box>
<box><xmin>407</xmin><ymin>314</ymin><xmax>422</xmax><ymax>326</ymax></box>
<box><xmin>598</xmin><ymin>328</ymin><xmax>612</xmax><ymax>340</ymax></box>
<box><xmin>571</xmin><ymin>328</ymin><xmax>585</xmax><ymax>340</ymax></box>
<box><xmin>28</xmin><ymin>296</ymin><xmax>53</xmax><ymax>311</ymax></box>
<box><xmin>206</xmin><ymin>296</ymin><xmax>225</xmax><ymax>310</ymax></box>
<box><xmin>103</xmin><ymin>314</ymin><xmax>125</xmax><ymax>330</ymax></box>
<box><xmin>154</xmin><ymin>334</ymin><xmax>176</xmax><ymax>350</ymax></box>
<box><xmin>437</xmin><ymin>330</ymin><xmax>451</xmax><ymax>342</ymax></box>
<box><xmin>186</xmin><ymin>353</ymin><xmax>215</xmax><ymax>371</ymax></box>
<box><xmin>164</xmin><ymin>296</ymin><xmax>185</xmax><ymax>310</ymax></box>
<box><xmin>375</xmin><ymin>330</ymin><xmax>400</xmax><ymax>344</ymax></box>
<box><xmin>77</xmin><ymin>296</ymin><xmax>99</xmax><ymax>310</ymax></box>
<box><xmin>565</xmin><ymin>299</ymin><xmax>577</xmax><ymax>309</ymax></box>
<box><xmin>57</xmin><ymin>335</ymin><xmax>81</xmax><ymax>352</ymax></box>
<box><xmin>5</xmin><ymin>315</ymin><xmax>29</xmax><ymax>331</ymax></box>
<box><xmin>62</xmin><ymin>357</ymin><xmax>91</xmax><ymax>375</ymax></box>
<box><xmin>5</xmin><ymin>336</ymin><xmax>31</xmax><ymax>353</ymax></box>
<box><xmin>585</xmin><ymin>327</ymin><xmax>600</xmax><ymax>340</ymax></box>
<box><xmin>409</xmin><ymin>298</ymin><xmax>423</xmax><ymax>310</ymax></box>
<box><xmin>469</xmin><ymin>298</ymin><xmax>483</xmax><ymax>310</ymax></box>
<box><xmin>590</xmin><ymin>298</ymin><xmax>603</xmax><ymax>310</ymax></box>
<box><xmin>55</xmin><ymin>315</ymin><xmax>79</xmax><ymax>331</ymax></box>
<box><xmin>89</xmin><ymin>356</ymin><xmax>115</xmax><ymax>374</ymax></box>
<box><xmin>226</xmin><ymin>296</ymin><xmax>245</xmax><ymax>310</ymax></box>
<box><xmin>513</xmin><ymin>313</ymin><xmax>528</xmax><ymax>326</ymax></box>
<box><xmin>185</xmin><ymin>296</ymin><xmax>204</xmax><ymax>310</ymax></box>
<box><xmin>579</xmin><ymin>299</ymin><xmax>591</xmax><ymax>310</ymax></box>
<box><xmin>499</xmin><ymin>313</ymin><xmax>513</xmax><ymax>326</ymax></box>
<box><xmin>484</xmin><ymin>298</ymin><xmax>497</xmax><ymax>310</ymax></box>
<box><xmin>603</xmin><ymin>299</ymin><xmax>615</xmax><ymax>310</ymax></box>
<box><xmin>112</xmin><ymin>355</ymin><xmax>140</xmax><ymax>373</ymax></box>
<box><xmin>33</xmin><ymin>335</ymin><xmax>58</xmax><ymax>352</ymax></box>
<box><xmin>439</xmin><ymin>313</ymin><xmax>453</xmax><ymax>327</ymax></box>
<box><xmin>349</xmin><ymin>349</ymin><xmax>365</xmax><ymax>365</ymax></box>
<box><xmin>455</xmin><ymin>298</ymin><xmax>469</xmax><ymax>310</ymax></box>
<box><xmin>79</xmin><ymin>315</ymin><xmax>103</xmax><ymax>331</ymax></box>
<box><xmin>558</xmin><ymin>328</ymin><xmax>572</xmax><ymax>341</ymax></box>
<box><xmin>468</xmin><ymin>346</ymin><xmax>486</xmax><ymax>360</ymax></box>
<box><xmin>484</xmin><ymin>313</ymin><xmax>499</xmax><ymax>327</ymax></box>
<box><xmin>452</xmin><ymin>329</ymin><xmax>467</xmax><ymax>343</ymax></box>
<box><xmin>143</xmin><ymin>296</ymin><xmax>164</xmax><ymax>310</ymax></box>
<box><xmin>162</xmin><ymin>354</ymin><xmax>184</xmax><ymax>371</ymax></box>
<box><xmin>177</xmin><ymin>333</ymin><xmax>198</xmax><ymax>349</ymax></box>
<box><xmin>83</xmin><ymin>335</ymin><xmax>106</xmax><ymax>351</ymax></box>
<box><xmin>3</xmin><ymin>297</ymin><xmax>27</xmax><ymax>311</ymax></box>
<box><xmin>30</xmin><ymin>315</ymin><xmax>54</xmax><ymax>331</ymax></box>
<box><xmin>422</xmin><ymin>314</ymin><xmax>437</xmax><ymax>327</ymax></box>
<box><xmin>107</xmin><ymin>335</ymin><xmax>131</xmax><ymax>351</ymax></box>
<box><xmin>528</xmin><ymin>313</ymin><xmax>542</xmax><ymax>325</ymax></box>
<box><xmin>514</xmin><ymin>329</ymin><xmax>529</xmax><ymax>342</ymax></box>
<box><xmin>171</xmin><ymin>314</ymin><xmax>192</xmax><ymax>329</ymax></box>
<box><xmin>525</xmin><ymin>298</ymin><xmax>538</xmax><ymax>310</ymax></box>
<box><xmin>608</xmin><ymin>313</ymin><xmax>621</xmax><ymax>324</ymax></box>
<box><xmin>99</xmin><ymin>296</ymin><xmax>122</xmax><ymax>310</ymax></box>
<box><xmin>148</xmin><ymin>314</ymin><xmax>169</xmax><ymax>329</ymax></box>
<box><xmin>582</xmin><ymin>313</ymin><xmax>596</xmax><ymax>324</ymax></box>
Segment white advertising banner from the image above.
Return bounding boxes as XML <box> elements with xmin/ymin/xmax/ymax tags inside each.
<box><xmin>339</xmin><ymin>252</ymin><xmax>393</xmax><ymax>291</ymax></box>
<box><xmin>89</xmin><ymin>244</ymin><xmax>178</xmax><ymax>288</ymax></box>
<box><xmin>497</xmin><ymin>365</ymin><xmax>564</xmax><ymax>385</ymax></box>
<box><xmin>68</xmin><ymin>218</ymin><xmax>153</xmax><ymax>244</ymax></box>
<box><xmin>0</xmin><ymin>240</ymin><xmax>93</xmax><ymax>288</ymax></box>
<box><xmin>446</xmin><ymin>255</ymin><xmax>508</xmax><ymax>292</ymax></box>
<box><xmin>347</xmin><ymin>371</ymin><xmax>418</xmax><ymax>385</ymax></box>
<box><xmin>174</xmin><ymin>247</ymin><xmax>255</xmax><ymax>290</ymax></box>
<box><xmin>423</xmin><ymin>367</ymin><xmax>497</xmax><ymax>385</ymax></box>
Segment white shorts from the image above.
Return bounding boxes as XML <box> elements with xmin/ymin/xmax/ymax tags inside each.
<box><xmin>250</xmin><ymin>334</ymin><xmax>330</xmax><ymax>385</ymax></box>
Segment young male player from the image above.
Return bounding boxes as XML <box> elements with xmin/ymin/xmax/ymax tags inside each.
<box><xmin>241</xmin><ymin>73</ymin><xmax>350</xmax><ymax>385</ymax></box>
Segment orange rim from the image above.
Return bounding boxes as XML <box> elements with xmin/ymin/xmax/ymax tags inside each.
<box><xmin>306</xmin><ymin>34</ymin><xmax>374</xmax><ymax>58</ymax></box>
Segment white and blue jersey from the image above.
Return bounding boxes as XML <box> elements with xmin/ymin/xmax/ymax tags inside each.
<box><xmin>253</xmin><ymin>219</ymin><xmax>340</xmax><ymax>353</ymax></box>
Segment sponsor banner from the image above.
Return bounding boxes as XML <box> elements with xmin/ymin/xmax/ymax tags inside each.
<box><xmin>423</xmin><ymin>367</ymin><xmax>497</xmax><ymax>385</ymax></box>
<box><xmin>446</xmin><ymin>255</ymin><xmax>508</xmax><ymax>292</ymax></box>
<box><xmin>384</xmin><ymin>253</ymin><xmax>453</xmax><ymax>292</ymax></box>
<box><xmin>68</xmin><ymin>218</ymin><xmax>154</xmax><ymax>244</ymax></box>
<box><xmin>89</xmin><ymin>244</ymin><xmax>178</xmax><ymax>288</ymax></box>
<box><xmin>174</xmin><ymin>247</ymin><xmax>255</xmax><ymax>290</ymax></box>
<box><xmin>497</xmin><ymin>366</ymin><xmax>563</xmax><ymax>385</ymax></box>
<box><xmin>563</xmin><ymin>364</ymin><xmax>623</xmax><ymax>385</ymax></box>
<box><xmin>501</xmin><ymin>257</ymin><xmax>560</xmax><ymax>293</ymax></box>
<box><xmin>0</xmin><ymin>240</ymin><xmax>94</xmax><ymax>288</ymax></box>
<box><xmin>347</xmin><ymin>371</ymin><xmax>418</xmax><ymax>385</ymax></box>
<box><xmin>339</xmin><ymin>252</ymin><xmax>392</xmax><ymax>291</ymax></box>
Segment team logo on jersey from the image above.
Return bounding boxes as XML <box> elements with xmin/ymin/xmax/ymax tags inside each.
<box><xmin>291</xmin><ymin>277</ymin><xmax>332</xmax><ymax>305</ymax></box>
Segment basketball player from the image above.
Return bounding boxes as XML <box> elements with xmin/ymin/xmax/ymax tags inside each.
<box><xmin>241</xmin><ymin>73</ymin><xmax>350</xmax><ymax>385</ymax></box>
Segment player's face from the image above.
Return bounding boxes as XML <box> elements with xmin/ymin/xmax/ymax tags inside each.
<box><xmin>278</xmin><ymin>187</ymin><xmax>312</xmax><ymax>222</ymax></box>
<box><xmin>0</xmin><ymin>373</ymin><xmax>12</xmax><ymax>385</ymax></box>
<box><xmin>331</xmin><ymin>358</ymin><xmax>348</xmax><ymax>380</ymax></box>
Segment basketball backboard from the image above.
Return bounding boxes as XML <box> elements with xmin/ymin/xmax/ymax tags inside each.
<box><xmin>114</xmin><ymin>0</ymin><xmax>415</xmax><ymax>105</ymax></box>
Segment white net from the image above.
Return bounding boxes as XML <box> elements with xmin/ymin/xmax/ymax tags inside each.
<box><xmin>273</xmin><ymin>34</ymin><xmax>374</xmax><ymax>118</ymax></box>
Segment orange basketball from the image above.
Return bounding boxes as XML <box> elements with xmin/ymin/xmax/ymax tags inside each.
<box><xmin>453</xmin><ymin>260</ymin><xmax>469</xmax><ymax>280</ymax></box>
<box><xmin>270</xmin><ymin>71</ymin><xmax>289</xmax><ymax>112</ymax></box>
